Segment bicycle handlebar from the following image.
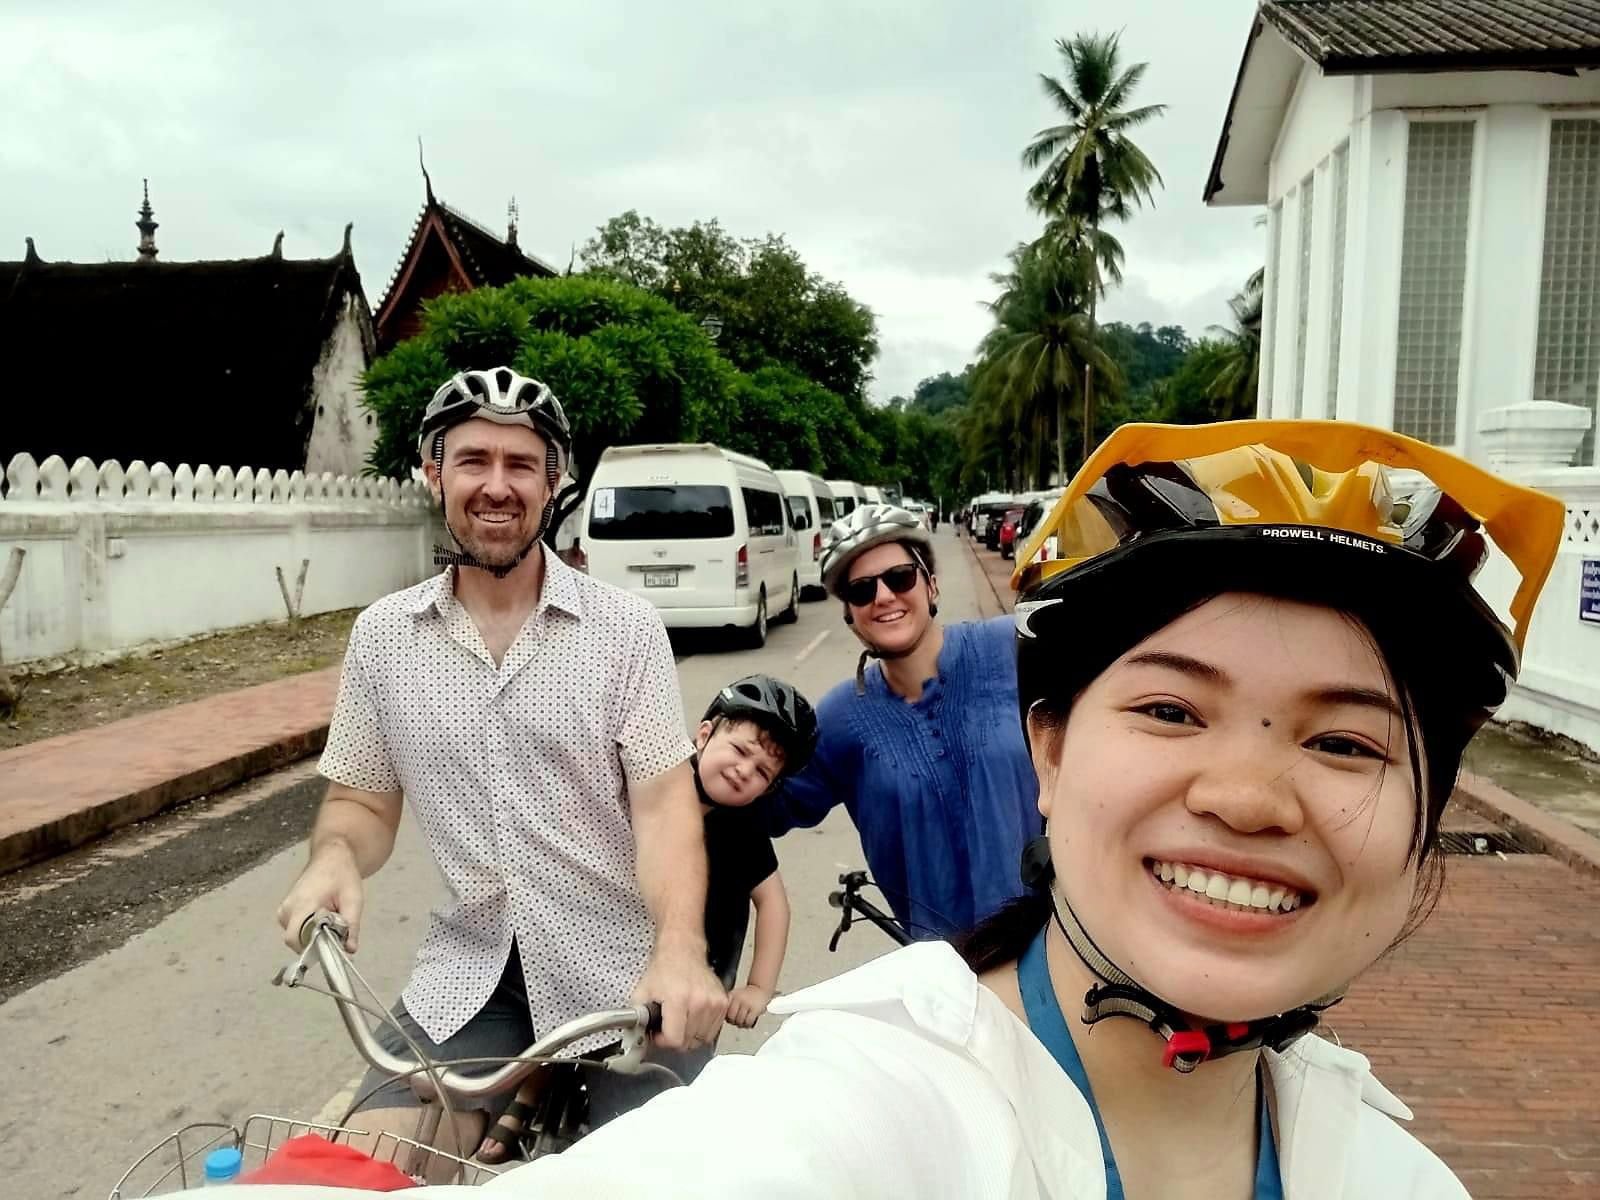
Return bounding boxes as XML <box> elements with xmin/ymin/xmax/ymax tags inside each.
<box><xmin>826</xmin><ymin>872</ymin><xmax>913</xmax><ymax>951</ymax></box>
<box><xmin>283</xmin><ymin>911</ymin><xmax>663</xmax><ymax>1100</ymax></box>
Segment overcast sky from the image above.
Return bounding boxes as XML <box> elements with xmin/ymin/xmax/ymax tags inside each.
<box><xmin>3</xmin><ymin>1</ymin><xmax>1267</xmax><ymax>402</ymax></box>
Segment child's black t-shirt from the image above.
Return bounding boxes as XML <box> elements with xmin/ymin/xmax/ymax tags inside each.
<box><xmin>702</xmin><ymin>800</ymin><xmax>780</xmax><ymax>990</ymax></box>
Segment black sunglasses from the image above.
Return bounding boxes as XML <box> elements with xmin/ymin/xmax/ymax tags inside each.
<box><xmin>843</xmin><ymin>563</ymin><xmax>923</xmax><ymax>607</ymax></box>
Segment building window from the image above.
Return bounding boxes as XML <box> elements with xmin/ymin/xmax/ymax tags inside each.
<box><xmin>1327</xmin><ymin>143</ymin><xmax>1350</xmax><ymax>414</ymax></box>
<box><xmin>1293</xmin><ymin>176</ymin><xmax>1315</xmax><ymax>417</ymax></box>
<box><xmin>1393</xmin><ymin>121</ymin><xmax>1475</xmax><ymax>445</ymax></box>
<box><xmin>1263</xmin><ymin>201</ymin><xmax>1282</xmax><ymax>414</ymax></box>
<box><xmin>1533</xmin><ymin>118</ymin><xmax>1600</xmax><ymax>466</ymax></box>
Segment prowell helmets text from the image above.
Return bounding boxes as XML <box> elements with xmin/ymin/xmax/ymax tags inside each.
<box><xmin>1260</xmin><ymin>528</ymin><xmax>1386</xmax><ymax>553</ymax></box>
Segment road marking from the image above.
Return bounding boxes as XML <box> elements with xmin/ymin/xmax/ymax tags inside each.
<box><xmin>794</xmin><ymin>630</ymin><xmax>830</xmax><ymax>663</ymax></box>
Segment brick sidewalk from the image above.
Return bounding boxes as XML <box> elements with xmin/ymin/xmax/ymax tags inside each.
<box><xmin>963</xmin><ymin>536</ymin><xmax>1600</xmax><ymax>1198</ymax></box>
<box><xmin>0</xmin><ymin>668</ymin><xmax>338</xmax><ymax>872</ymax></box>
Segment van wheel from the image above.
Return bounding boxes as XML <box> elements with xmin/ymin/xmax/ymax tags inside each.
<box><xmin>745</xmin><ymin>590</ymin><xmax>768</xmax><ymax>649</ymax></box>
<box><xmin>776</xmin><ymin>573</ymin><xmax>800</xmax><ymax>624</ymax></box>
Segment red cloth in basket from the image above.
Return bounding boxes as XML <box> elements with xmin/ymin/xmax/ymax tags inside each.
<box><xmin>236</xmin><ymin>1133</ymin><xmax>417</xmax><ymax>1190</ymax></box>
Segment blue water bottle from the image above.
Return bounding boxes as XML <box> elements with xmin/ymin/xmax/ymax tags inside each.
<box><xmin>203</xmin><ymin>1146</ymin><xmax>243</xmax><ymax>1186</ymax></box>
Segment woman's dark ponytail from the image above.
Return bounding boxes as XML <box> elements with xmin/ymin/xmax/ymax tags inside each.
<box><xmin>951</xmin><ymin>835</ymin><xmax>1053</xmax><ymax>974</ymax></box>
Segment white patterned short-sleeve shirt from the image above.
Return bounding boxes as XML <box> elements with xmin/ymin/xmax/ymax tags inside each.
<box><xmin>318</xmin><ymin>546</ymin><xmax>693</xmax><ymax>1049</ymax></box>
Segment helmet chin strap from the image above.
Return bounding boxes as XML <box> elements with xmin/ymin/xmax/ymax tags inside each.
<box><xmin>1030</xmin><ymin>838</ymin><xmax>1343</xmax><ymax>1073</ymax></box>
<box><xmin>851</xmin><ymin>620</ymin><xmax>935</xmax><ymax>695</ymax></box>
<box><xmin>430</xmin><ymin>435</ymin><xmax>558</xmax><ymax>579</ymax></box>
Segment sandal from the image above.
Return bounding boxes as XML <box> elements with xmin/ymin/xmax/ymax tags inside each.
<box><xmin>476</xmin><ymin>1084</ymin><xmax>540</xmax><ymax>1164</ymax></box>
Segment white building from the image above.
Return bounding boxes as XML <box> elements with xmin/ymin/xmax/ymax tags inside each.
<box><xmin>1206</xmin><ymin>0</ymin><xmax>1600</xmax><ymax>750</ymax></box>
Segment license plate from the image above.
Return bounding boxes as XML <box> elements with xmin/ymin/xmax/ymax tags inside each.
<box><xmin>643</xmin><ymin>571</ymin><xmax>679</xmax><ymax>588</ymax></box>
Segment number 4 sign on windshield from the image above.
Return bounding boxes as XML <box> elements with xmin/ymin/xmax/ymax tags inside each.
<box><xmin>593</xmin><ymin>488</ymin><xmax>616</xmax><ymax>520</ymax></box>
<box><xmin>1582</xmin><ymin>559</ymin><xmax>1600</xmax><ymax>626</ymax></box>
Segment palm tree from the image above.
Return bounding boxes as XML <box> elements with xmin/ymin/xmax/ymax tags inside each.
<box><xmin>1205</xmin><ymin>267</ymin><xmax>1265</xmax><ymax>419</ymax></box>
<box><xmin>1023</xmin><ymin>32</ymin><xmax>1166</xmax><ymax>461</ymax></box>
<box><xmin>973</xmin><ymin>242</ymin><xmax>1119</xmax><ymax>486</ymax></box>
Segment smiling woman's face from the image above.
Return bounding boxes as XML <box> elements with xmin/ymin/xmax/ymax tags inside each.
<box><xmin>1036</xmin><ymin>593</ymin><xmax>1423</xmax><ymax>1023</ymax></box>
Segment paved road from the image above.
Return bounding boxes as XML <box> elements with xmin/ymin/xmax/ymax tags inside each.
<box><xmin>0</xmin><ymin>527</ymin><xmax>981</xmax><ymax>1200</ymax></box>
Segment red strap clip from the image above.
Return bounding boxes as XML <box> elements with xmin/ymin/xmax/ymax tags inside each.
<box><xmin>1163</xmin><ymin>1029</ymin><xmax>1213</xmax><ymax>1070</ymax></box>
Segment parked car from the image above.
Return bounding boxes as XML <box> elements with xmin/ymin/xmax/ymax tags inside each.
<box><xmin>774</xmin><ymin>468</ymin><xmax>834</xmax><ymax>600</ymax></box>
<box><xmin>584</xmin><ymin>443</ymin><xmax>798</xmax><ymax>647</ymax></box>
<box><xmin>980</xmin><ymin>499</ymin><xmax>1014</xmax><ymax>550</ymax></box>
<box><xmin>826</xmin><ymin>479</ymin><xmax>867</xmax><ymax>519</ymax></box>
<box><xmin>998</xmin><ymin>506</ymin><xmax>1028</xmax><ymax>559</ymax></box>
<box><xmin>1008</xmin><ymin>490</ymin><xmax>1059</xmax><ymax>562</ymax></box>
<box><xmin>862</xmin><ymin>485</ymin><xmax>885</xmax><ymax>505</ymax></box>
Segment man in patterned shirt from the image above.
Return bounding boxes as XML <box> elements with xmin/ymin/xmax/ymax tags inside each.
<box><xmin>276</xmin><ymin>367</ymin><xmax>725</xmax><ymax>1158</ymax></box>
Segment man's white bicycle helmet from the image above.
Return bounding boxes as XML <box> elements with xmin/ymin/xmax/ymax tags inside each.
<box><xmin>417</xmin><ymin>367</ymin><xmax>572</xmax><ymax>478</ymax></box>
<box><xmin>820</xmin><ymin>503</ymin><xmax>934</xmax><ymax>597</ymax></box>
<box><xmin>417</xmin><ymin>366</ymin><xmax>574</xmax><ymax>577</ymax></box>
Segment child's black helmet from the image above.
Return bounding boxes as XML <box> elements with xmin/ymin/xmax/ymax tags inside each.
<box><xmin>703</xmin><ymin>675</ymin><xmax>819</xmax><ymax>777</ymax></box>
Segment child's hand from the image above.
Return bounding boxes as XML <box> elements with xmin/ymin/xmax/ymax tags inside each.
<box><xmin>726</xmin><ymin>984</ymin><xmax>775</xmax><ymax>1028</ymax></box>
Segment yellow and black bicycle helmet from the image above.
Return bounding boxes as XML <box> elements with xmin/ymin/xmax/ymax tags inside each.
<box><xmin>1012</xmin><ymin>419</ymin><xmax>1564</xmax><ymax>743</ymax></box>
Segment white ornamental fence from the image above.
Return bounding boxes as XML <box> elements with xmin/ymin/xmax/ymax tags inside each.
<box><xmin>1476</xmin><ymin>403</ymin><xmax>1600</xmax><ymax>754</ymax></box>
<box><xmin>0</xmin><ymin>452</ymin><xmax>441</xmax><ymax>667</ymax></box>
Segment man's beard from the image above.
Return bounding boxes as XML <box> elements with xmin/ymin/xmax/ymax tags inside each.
<box><xmin>448</xmin><ymin>503</ymin><xmax>532</xmax><ymax>568</ymax></box>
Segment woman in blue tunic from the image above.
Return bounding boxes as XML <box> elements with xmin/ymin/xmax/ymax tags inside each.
<box><xmin>763</xmin><ymin>503</ymin><xmax>1039</xmax><ymax>939</ymax></box>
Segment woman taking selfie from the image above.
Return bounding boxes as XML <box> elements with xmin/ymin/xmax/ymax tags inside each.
<box><xmin>503</xmin><ymin>420</ymin><xmax>1563</xmax><ymax>1199</ymax></box>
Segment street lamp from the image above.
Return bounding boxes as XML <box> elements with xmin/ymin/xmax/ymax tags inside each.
<box><xmin>699</xmin><ymin>313</ymin><xmax>724</xmax><ymax>343</ymax></box>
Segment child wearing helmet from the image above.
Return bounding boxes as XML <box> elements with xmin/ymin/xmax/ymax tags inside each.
<box><xmin>692</xmin><ymin>674</ymin><xmax>817</xmax><ymax>1029</ymax></box>
<box><xmin>504</xmin><ymin>421</ymin><xmax>1564</xmax><ymax>1197</ymax></box>
<box><xmin>480</xmin><ymin>672</ymin><xmax>815</xmax><ymax>1162</ymax></box>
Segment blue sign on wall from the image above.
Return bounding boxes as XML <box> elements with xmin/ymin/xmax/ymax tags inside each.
<box><xmin>1583</xmin><ymin>559</ymin><xmax>1600</xmax><ymax>626</ymax></box>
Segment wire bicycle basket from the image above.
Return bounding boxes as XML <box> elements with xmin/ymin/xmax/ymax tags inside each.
<box><xmin>108</xmin><ymin>1112</ymin><xmax>501</xmax><ymax>1196</ymax></box>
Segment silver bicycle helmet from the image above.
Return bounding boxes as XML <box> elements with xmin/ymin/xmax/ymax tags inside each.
<box><xmin>820</xmin><ymin>503</ymin><xmax>933</xmax><ymax>597</ymax></box>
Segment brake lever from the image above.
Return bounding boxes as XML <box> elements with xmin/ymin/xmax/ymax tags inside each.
<box><xmin>273</xmin><ymin>942</ymin><xmax>318</xmax><ymax>989</ymax></box>
<box><xmin>274</xmin><ymin>911</ymin><xmax>349</xmax><ymax>988</ymax></box>
<box><xmin>608</xmin><ymin>1003</ymin><xmax>663</xmax><ymax>1076</ymax></box>
<box><xmin>827</xmin><ymin>895</ymin><xmax>854</xmax><ymax>953</ymax></box>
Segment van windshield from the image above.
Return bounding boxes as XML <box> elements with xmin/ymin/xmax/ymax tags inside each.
<box><xmin>589</xmin><ymin>485</ymin><xmax>735</xmax><ymax>540</ymax></box>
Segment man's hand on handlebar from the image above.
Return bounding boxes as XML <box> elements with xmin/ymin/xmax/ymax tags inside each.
<box><xmin>631</xmin><ymin>941</ymin><xmax>727</xmax><ymax>1052</ymax></box>
<box><xmin>276</xmin><ymin>843</ymin><xmax>365</xmax><ymax>953</ymax></box>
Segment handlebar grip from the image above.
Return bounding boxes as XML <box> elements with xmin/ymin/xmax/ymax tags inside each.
<box><xmin>298</xmin><ymin>909</ymin><xmax>349</xmax><ymax>951</ymax></box>
<box><xmin>643</xmin><ymin>1002</ymin><xmax>663</xmax><ymax>1034</ymax></box>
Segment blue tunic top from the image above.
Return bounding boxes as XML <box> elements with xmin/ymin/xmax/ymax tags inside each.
<box><xmin>764</xmin><ymin>616</ymin><xmax>1039</xmax><ymax>938</ymax></box>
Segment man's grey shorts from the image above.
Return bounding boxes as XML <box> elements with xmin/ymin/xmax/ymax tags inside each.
<box><xmin>351</xmin><ymin>944</ymin><xmax>712</xmax><ymax>1129</ymax></box>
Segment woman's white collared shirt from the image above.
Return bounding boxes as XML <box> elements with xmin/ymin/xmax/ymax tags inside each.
<box><xmin>489</xmin><ymin>941</ymin><xmax>1468</xmax><ymax>1199</ymax></box>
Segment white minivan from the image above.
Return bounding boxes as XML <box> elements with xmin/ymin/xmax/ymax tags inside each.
<box><xmin>862</xmin><ymin>485</ymin><xmax>885</xmax><ymax>505</ymax></box>
<box><xmin>584</xmin><ymin>443</ymin><xmax>798</xmax><ymax>647</ymax></box>
<box><xmin>826</xmin><ymin>479</ymin><xmax>867</xmax><ymax>519</ymax></box>
<box><xmin>773</xmin><ymin>468</ymin><xmax>835</xmax><ymax>600</ymax></box>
